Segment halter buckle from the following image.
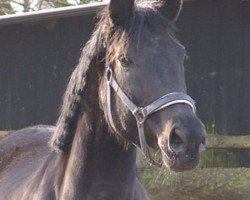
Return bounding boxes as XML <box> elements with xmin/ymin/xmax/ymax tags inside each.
<box><xmin>133</xmin><ymin>108</ymin><xmax>147</xmax><ymax>124</ymax></box>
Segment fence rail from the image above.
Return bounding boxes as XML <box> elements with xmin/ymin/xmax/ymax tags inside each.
<box><xmin>0</xmin><ymin>130</ymin><xmax>250</xmax><ymax>149</ymax></box>
<box><xmin>206</xmin><ymin>134</ymin><xmax>250</xmax><ymax>149</ymax></box>
<box><xmin>0</xmin><ymin>131</ymin><xmax>7</xmax><ymax>138</ymax></box>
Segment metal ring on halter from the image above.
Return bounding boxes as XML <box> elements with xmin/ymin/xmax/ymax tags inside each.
<box><xmin>132</xmin><ymin>108</ymin><xmax>147</xmax><ymax>124</ymax></box>
<box><xmin>106</xmin><ymin>68</ymin><xmax>112</xmax><ymax>82</ymax></box>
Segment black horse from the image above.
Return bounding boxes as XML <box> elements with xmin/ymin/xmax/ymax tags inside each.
<box><xmin>0</xmin><ymin>0</ymin><xmax>206</xmax><ymax>199</ymax></box>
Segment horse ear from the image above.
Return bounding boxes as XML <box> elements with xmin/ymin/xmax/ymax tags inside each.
<box><xmin>154</xmin><ymin>0</ymin><xmax>183</xmax><ymax>22</ymax></box>
<box><xmin>109</xmin><ymin>0</ymin><xmax>135</xmax><ymax>26</ymax></box>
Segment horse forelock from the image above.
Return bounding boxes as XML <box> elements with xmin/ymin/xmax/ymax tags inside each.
<box><xmin>98</xmin><ymin>4</ymin><xmax>176</xmax><ymax>64</ymax></box>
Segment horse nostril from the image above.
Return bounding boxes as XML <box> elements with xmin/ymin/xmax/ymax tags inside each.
<box><xmin>169</xmin><ymin>128</ymin><xmax>187</xmax><ymax>154</ymax></box>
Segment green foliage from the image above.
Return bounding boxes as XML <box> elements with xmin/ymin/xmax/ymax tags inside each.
<box><xmin>200</xmin><ymin>149</ymin><xmax>238</xmax><ymax>168</ymax></box>
<box><xmin>0</xmin><ymin>0</ymin><xmax>103</xmax><ymax>15</ymax></box>
<box><xmin>0</xmin><ymin>0</ymin><xmax>14</xmax><ymax>14</ymax></box>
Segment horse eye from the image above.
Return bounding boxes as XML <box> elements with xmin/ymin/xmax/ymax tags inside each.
<box><xmin>118</xmin><ymin>56</ymin><xmax>133</xmax><ymax>67</ymax></box>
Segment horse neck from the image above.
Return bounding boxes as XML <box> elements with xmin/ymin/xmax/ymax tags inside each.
<box><xmin>57</xmin><ymin>107</ymin><xmax>138</xmax><ymax>199</ymax></box>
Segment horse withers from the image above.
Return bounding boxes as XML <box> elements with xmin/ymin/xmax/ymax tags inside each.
<box><xmin>0</xmin><ymin>0</ymin><xmax>206</xmax><ymax>199</ymax></box>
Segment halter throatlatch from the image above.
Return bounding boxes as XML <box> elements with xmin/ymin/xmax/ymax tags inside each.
<box><xmin>106</xmin><ymin>64</ymin><xmax>196</xmax><ymax>166</ymax></box>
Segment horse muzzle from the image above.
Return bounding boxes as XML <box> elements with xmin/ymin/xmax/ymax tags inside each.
<box><xmin>157</xmin><ymin>115</ymin><xmax>206</xmax><ymax>171</ymax></box>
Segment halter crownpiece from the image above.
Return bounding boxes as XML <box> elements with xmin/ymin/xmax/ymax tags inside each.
<box><xmin>105</xmin><ymin>64</ymin><xmax>196</xmax><ymax>166</ymax></box>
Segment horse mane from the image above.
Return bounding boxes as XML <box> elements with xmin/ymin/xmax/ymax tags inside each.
<box><xmin>50</xmin><ymin>15</ymin><xmax>106</xmax><ymax>152</ymax></box>
<box><xmin>50</xmin><ymin>4</ymin><xmax>176</xmax><ymax>152</ymax></box>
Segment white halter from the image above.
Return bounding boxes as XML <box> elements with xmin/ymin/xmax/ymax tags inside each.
<box><xmin>106</xmin><ymin>64</ymin><xmax>196</xmax><ymax>166</ymax></box>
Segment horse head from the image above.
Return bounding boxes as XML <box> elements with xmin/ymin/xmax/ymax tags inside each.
<box><xmin>99</xmin><ymin>0</ymin><xmax>206</xmax><ymax>171</ymax></box>
<box><xmin>52</xmin><ymin>0</ymin><xmax>206</xmax><ymax>172</ymax></box>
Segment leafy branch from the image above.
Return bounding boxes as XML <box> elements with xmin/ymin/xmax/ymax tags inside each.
<box><xmin>0</xmin><ymin>0</ymin><xmax>103</xmax><ymax>15</ymax></box>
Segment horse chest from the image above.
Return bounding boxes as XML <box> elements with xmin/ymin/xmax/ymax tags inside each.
<box><xmin>86</xmin><ymin>184</ymin><xmax>132</xmax><ymax>200</ymax></box>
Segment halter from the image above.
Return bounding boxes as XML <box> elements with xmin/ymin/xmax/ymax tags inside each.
<box><xmin>106</xmin><ymin>64</ymin><xmax>196</xmax><ymax>166</ymax></box>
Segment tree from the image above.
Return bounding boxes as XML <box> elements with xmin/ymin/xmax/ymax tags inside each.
<box><xmin>0</xmin><ymin>0</ymin><xmax>103</xmax><ymax>15</ymax></box>
<box><xmin>0</xmin><ymin>0</ymin><xmax>14</xmax><ymax>15</ymax></box>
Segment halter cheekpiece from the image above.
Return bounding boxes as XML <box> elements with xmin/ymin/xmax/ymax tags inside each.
<box><xmin>105</xmin><ymin>64</ymin><xmax>196</xmax><ymax>166</ymax></box>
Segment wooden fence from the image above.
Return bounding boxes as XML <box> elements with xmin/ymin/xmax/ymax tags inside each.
<box><xmin>1</xmin><ymin>131</ymin><xmax>250</xmax><ymax>149</ymax></box>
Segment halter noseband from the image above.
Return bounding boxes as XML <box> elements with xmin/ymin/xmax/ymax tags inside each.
<box><xmin>106</xmin><ymin>64</ymin><xmax>196</xmax><ymax>166</ymax></box>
